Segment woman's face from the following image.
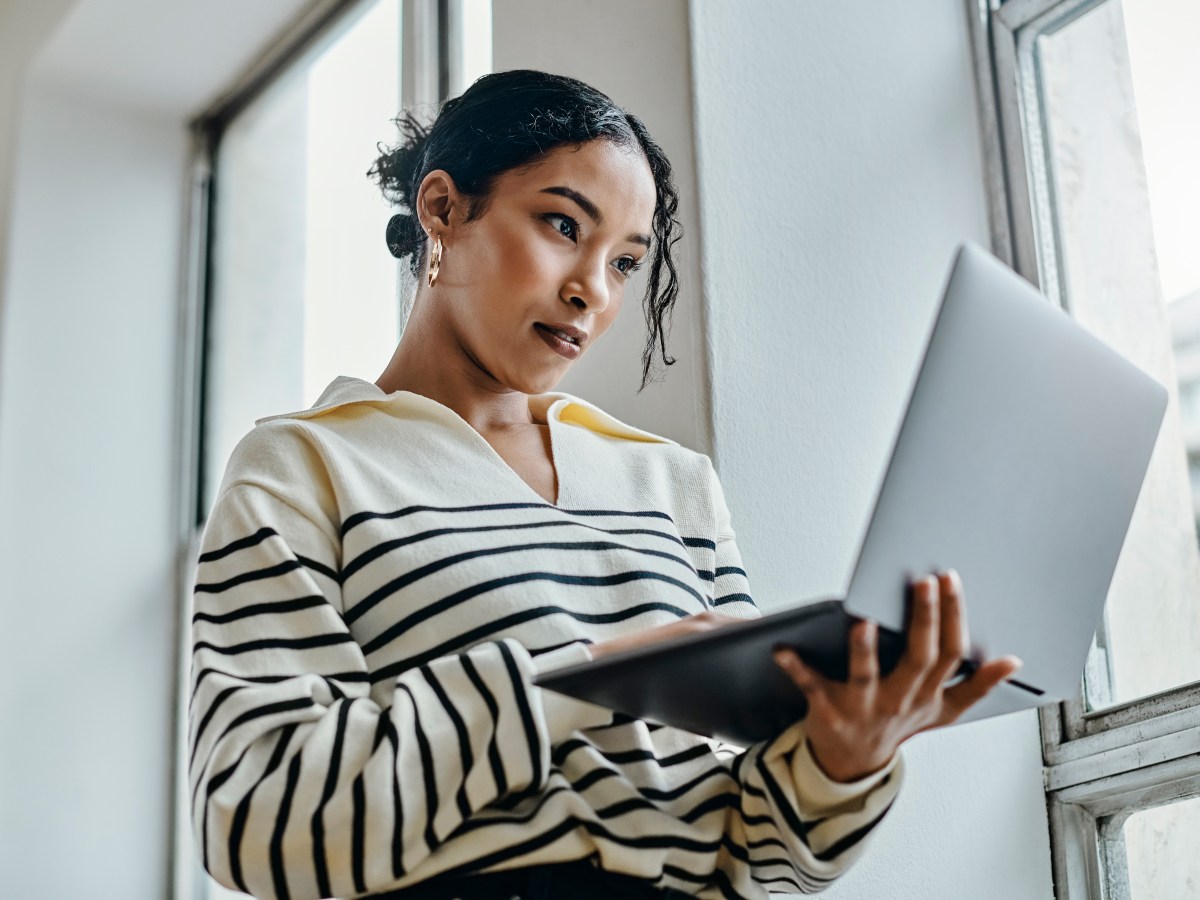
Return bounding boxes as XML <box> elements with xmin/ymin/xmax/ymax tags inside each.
<box><xmin>420</xmin><ymin>138</ymin><xmax>658</xmax><ymax>395</ymax></box>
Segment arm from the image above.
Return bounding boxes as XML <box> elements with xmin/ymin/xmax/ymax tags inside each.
<box><xmin>188</xmin><ymin>480</ymin><xmax>611</xmax><ymax>900</ymax></box>
<box><xmin>702</xmin><ymin>458</ymin><xmax>904</xmax><ymax>894</ymax></box>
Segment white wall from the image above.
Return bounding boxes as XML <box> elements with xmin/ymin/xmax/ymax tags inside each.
<box><xmin>0</xmin><ymin>3</ymin><xmax>307</xmax><ymax>896</ymax></box>
<box><xmin>688</xmin><ymin>2</ymin><xmax>1053</xmax><ymax>898</ymax></box>
<box><xmin>0</xmin><ymin>0</ymin><xmax>78</xmax><ymax>404</ymax></box>
<box><xmin>0</xmin><ymin>82</ymin><xmax>185</xmax><ymax>897</ymax></box>
<box><xmin>492</xmin><ymin>0</ymin><xmax>712</xmax><ymax>456</ymax></box>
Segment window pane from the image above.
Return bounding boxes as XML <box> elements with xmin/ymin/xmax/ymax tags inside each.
<box><xmin>1035</xmin><ymin>0</ymin><xmax>1200</xmax><ymax>709</ymax></box>
<box><xmin>1120</xmin><ymin>794</ymin><xmax>1200</xmax><ymax>899</ymax></box>
<box><xmin>201</xmin><ymin>0</ymin><xmax>403</xmax><ymax>516</ymax></box>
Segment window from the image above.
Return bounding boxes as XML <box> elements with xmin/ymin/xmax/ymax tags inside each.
<box><xmin>967</xmin><ymin>0</ymin><xmax>1200</xmax><ymax>895</ymax></box>
<box><xmin>169</xmin><ymin>2</ymin><xmax>492</xmax><ymax>896</ymax></box>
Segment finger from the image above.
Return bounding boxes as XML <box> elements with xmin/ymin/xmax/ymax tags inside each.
<box><xmin>890</xmin><ymin>575</ymin><xmax>941</xmax><ymax>692</ymax></box>
<box><xmin>939</xmin><ymin>656</ymin><xmax>1023</xmax><ymax>724</ymax></box>
<box><xmin>846</xmin><ymin>619</ymin><xmax>879</xmax><ymax>713</ymax></box>
<box><xmin>776</xmin><ymin>650</ymin><xmax>840</xmax><ymax>724</ymax></box>
<box><xmin>917</xmin><ymin>570</ymin><xmax>969</xmax><ymax>701</ymax></box>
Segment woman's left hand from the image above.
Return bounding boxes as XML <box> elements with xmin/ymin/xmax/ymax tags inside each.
<box><xmin>772</xmin><ymin>569</ymin><xmax>1022</xmax><ymax>783</ymax></box>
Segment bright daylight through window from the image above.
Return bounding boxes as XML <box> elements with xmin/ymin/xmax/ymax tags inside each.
<box><xmin>980</xmin><ymin>0</ymin><xmax>1200</xmax><ymax>897</ymax></box>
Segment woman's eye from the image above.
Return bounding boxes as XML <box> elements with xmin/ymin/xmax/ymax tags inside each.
<box><xmin>615</xmin><ymin>257</ymin><xmax>644</xmax><ymax>277</ymax></box>
<box><xmin>545</xmin><ymin>213</ymin><xmax>578</xmax><ymax>241</ymax></box>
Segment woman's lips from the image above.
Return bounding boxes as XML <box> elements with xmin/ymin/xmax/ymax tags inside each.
<box><xmin>534</xmin><ymin>323</ymin><xmax>582</xmax><ymax>360</ymax></box>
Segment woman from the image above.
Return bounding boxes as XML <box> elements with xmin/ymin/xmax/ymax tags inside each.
<box><xmin>188</xmin><ymin>69</ymin><xmax>1020</xmax><ymax>900</ymax></box>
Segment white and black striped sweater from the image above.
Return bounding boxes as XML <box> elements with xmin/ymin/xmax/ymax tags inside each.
<box><xmin>188</xmin><ymin>375</ymin><xmax>902</xmax><ymax>900</ymax></box>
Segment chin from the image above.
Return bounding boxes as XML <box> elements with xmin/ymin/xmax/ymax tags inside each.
<box><xmin>519</xmin><ymin>366</ymin><xmax>570</xmax><ymax>395</ymax></box>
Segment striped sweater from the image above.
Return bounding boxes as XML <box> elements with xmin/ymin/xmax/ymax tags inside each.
<box><xmin>188</xmin><ymin>375</ymin><xmax>902</xmax><ymax>900</ymax></box>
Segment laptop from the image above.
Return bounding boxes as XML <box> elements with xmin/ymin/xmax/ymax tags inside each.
<box><xmin>536</xmin><ymin>242</ymin><xmax>1169</xmax><ymax>745</ymax></box>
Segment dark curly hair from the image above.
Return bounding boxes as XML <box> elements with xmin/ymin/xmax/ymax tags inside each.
<box><xmin>367</xmin><ymin>69</ymin><xmax>682</xmax><ymax>391</ymax></box>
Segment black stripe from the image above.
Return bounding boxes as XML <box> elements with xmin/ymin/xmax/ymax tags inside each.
<box><xmin>217</xmin><ymin>696</ymin><xmax>317</xmax><ymax>749</ymax></box>
<box><xmin>460</xmin><ymin>653</ymin><xmax>507</xmax><ymax>797</ymax></box>
<box><xmin>680</xmin><ymin>791</ymin><xmax>739</xmax><ymax>823</ymax></box>
<box><xmin>683</xmin><ymin>536</ymin><xmax>716</xmax><ymax>550</ymax></box>
<box><xmin>565</xmin><ymin>765</ymin><xmax>623</xmax><ymax>795</ymax></box>
<box><xmin>813</xmin><ymin>800</ymin><xmax>894</xmax><ymax>862</ymax></box>
<box><xmin>420</xmin><ymin>664</ymin><xmax>475</xmax><ymax>821</ymax></box>
<box><xmin>360</xmin><ymin>567</ymin><xmax>702</xmax><ymax>654</ymax></box>
<box><xmin>195</xmin><ymin>559</ymin><xmax>303</xmax><ymax>593</ymax></box>
<box><xmin>422</xmin><ymin>816</ymin><xmax>582</xmax><ymax>879</ymax></box>
<box><xmin>192</xmin><ymin>594</ymin><xmax>327</xmax><ymax>626</ymax></box>
<box><xmin>351</xmin><ymin>774</ymin><xmax>368</xmax><ymax>895</ymax></box>
<box><xmin>199</xmin><ymin>527</ymin><xmax>275</xmax><ymax>563</ymax></box>
<box><xmin>530</xmin><ymin>638</ymin><xmax>596</xmax><ymax>660</ymax></box>
<box><xmin>190</xmin><ymin>685</ymin><xmax>241</xmax><ymax>767</ymax></box>
<box><xmin>269</xmin><ymin>754</ymin><xmax>302</xmax><ymax>900</ymax></box>
<box><xmin>380</xmin><ymin>717</ymin><xmax>406</xmax><ymax>879</ymax></box>
<box><xmin>753</xmin><ymin>755</ymin><xmax>814</xmax><ymax>846</ymax></box>
<box><xmin>343</xmin><ymin>519</ymin><xmax>688</xmax><ymax>582</ymax></box>
<box><xmin>715</xmin><ymin>566</ymin><xmax>747</xmax><ymax>578</ymax></box>
<box><xmin>353</xmin><ymin>717</ymin><xmax>391</xmax><ymax>894</ymax></box>
<box><xmin>343</xmin><ymin>501</ymin><xmax>555</xmax><ymax>537</ymax></box>
<box><xmin>563</xmin><ymin>757</ymin><xmax>729</xmax><ymax>805</ymax></box>
<box><xmin>201</xmin><ymin>745</ymin><xmax>251</xmax><ymax>875</ymax></box>
<box><xmin>639</xmin><ymin>765</ymin><xmax>732</xmax><ymax>803</ymax></box>
<box><xmin>342</xmin><ymin>501</ymin><xmax>676</xmax><ymax>538</ymax></box>
<box><xmin>554</xmin><ymin>737</ymin><xmax>712</xmax><ymax>771</ymax></box>
<box><xmin>659</xmin><ymin>863</ymin><xmax>712</xmax><ymax>887</ymax></box>
<box><xmin>190</xmin><ymin>667</ymin><xmax>368</xmax><ymax>701</ymax></box>
<box><xmin>714</xmin><ymin>593</ymin><xmax>756</xmax><ymax>608</ymax></box>
<box><xmin>741</xmin><ymin>833</ymin><xmax>789</xmax><ymax>854</ymax></box>
<box><xmin>710</xmin><ymin>867</ymin><xmax>751</xmax><ymax>900</ymax></box>
<box><xmin>228</xmin><ymin>724</ymin><xmax>297</xmax><ymax>894</ymax></box>
<box><xmin>496</xmin><ymin>640</ymin><xmax>544</xmax><ymax>791</ymax></box>
<box><xmin>191</xmin><ymin>696</ymin><xmax>315</xmax><ymax>815</ymax></box>
<box><xmin>370</xmin><ymin>600</ymin><xmax>693</xmax><ymax>686</ymax></box>
<box><xmin>348</xmin><ymin>541</ymin><xmax>701</xmax><ymax>627</ymax></box>
<box><xmin>739</xmin><ymin>779</ymin><xmax>768</xmax><ymax>802</ymax></box>
<box><xmin>396</xmin><ymin>682</ymin><xmax>441</xmax><ymax>855</ymax></box>
<box><xmin>311</xmin><ymin>699</ymin><xmax>353</xmax><ymax>897</ymax></box>
<box><xmin>195</xmin><ymin>632</ymin><xmax>356</xmax><ymax>656</ymax></box>
<box><xmin>297</xmin><ymin>553</ymin><xmax>340</xmax><ymax>584</ymax></box>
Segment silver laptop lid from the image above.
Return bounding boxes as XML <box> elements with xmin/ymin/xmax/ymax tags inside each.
<box><xmin>844</xmin><ymin>242</ymin><xmax>1167</xmax><ymax>700</ymax></box>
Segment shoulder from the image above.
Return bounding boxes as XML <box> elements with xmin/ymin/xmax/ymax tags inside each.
<box><xmin>548</xmin><ymin>391</ymin><xmax>713</xmax><ymax>468</ymax></box>
<box><xmin>548</xmin><ymin>392</ymin><xmax>724</xmax><ymax>516</ymax></box>
<box><xmin>212</xmin><ymin>379</ymin><xmax>383</xmax><ymax>513</ymax></box>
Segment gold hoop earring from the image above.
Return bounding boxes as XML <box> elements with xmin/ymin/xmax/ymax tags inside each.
<box><xmin>427</xmin><ymin>234</ymin><xmax>443</xmax><ymax>287</ymax></box>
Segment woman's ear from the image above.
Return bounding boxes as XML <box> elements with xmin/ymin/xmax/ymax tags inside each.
<box><xmin>415</xmin><ymin>169</ymin><xmax>464</xmax><ymax>234</ymax></box>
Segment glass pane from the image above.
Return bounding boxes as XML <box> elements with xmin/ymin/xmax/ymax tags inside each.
<box><xmin>201</xmin><ymin>0</ymin><xmax>403</xmax><ymax>516</ymax></box>
<box><xmin>1036</xmin><ymin>0</ymin><xmax>1200</xmax><ymax>709</ymax></box>
<box><xmin>1121</xmin><ymin>794</ymin><xmax>1200</xmax><ymax>899</ymax></box>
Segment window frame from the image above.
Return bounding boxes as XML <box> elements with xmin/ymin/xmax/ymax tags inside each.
<box><xmin>167</xmin><ymin>1</ymin><xmax>452</xmax><ymax>896</ymax></box>
<box><xmin>965</xmin><ymin>0</ymin><xmax>1200</xmax><ymax>896</ymax></box>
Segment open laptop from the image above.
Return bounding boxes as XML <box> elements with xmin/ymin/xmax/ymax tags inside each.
<box><xmin>536</xmin><ymin>242</ymin><xmax>1169</xmax><ymax>745</ymax></box>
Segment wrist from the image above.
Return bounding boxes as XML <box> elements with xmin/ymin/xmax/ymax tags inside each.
<box><xmin>805</xmin><ymin>737</ymin><xmax>894</xmax><ymax>784</ymax></box>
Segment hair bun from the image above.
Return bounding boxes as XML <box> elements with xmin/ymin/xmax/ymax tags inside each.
<box><xmin>385</xmin><ymin>213</ymin><xmax>414</xmax><ymax>259</ymax></box>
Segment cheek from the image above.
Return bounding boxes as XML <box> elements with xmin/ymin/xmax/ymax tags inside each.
<box><xmin>487</xmin><ymin>229</ymin><xmax>555</xmax><ymax>287</ymax></box>
<box><xmin>595</xmin><ymin>289</ymin><xmax>626</xmax><ymax>335</ymax></box>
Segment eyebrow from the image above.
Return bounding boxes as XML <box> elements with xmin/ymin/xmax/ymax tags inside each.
<box><xmin>540</xmin><ymin>185</ymin><xmax>652</xmax><ymax>248</ymax></box>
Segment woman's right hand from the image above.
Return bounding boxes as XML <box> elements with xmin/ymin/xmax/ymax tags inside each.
<box><xmin>588</xmin><ymin>610</ymin><xmax>748</xmax><ymax>661</ymax></box>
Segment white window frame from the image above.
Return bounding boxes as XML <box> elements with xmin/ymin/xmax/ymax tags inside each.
<box><xmin>165</xmin><ymin>1</ymin><xmax>461</xmax><ymax>896</ymax></box>
<box><xmin>964</xmin><ymin>0</ymin><xmax>1200</xmax><ymax>897</ymax></box>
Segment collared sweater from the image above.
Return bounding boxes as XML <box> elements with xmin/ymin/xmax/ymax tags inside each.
<box><xmin>188</xmin><ymin>375</ymin><xmax>903</xmax><ymax>900</ymax></box>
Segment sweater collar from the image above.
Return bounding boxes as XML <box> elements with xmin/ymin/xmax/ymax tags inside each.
<box><xmin>255</xmin><ymin>375</ymin><xmax>676</xmax><ymax>445</ymax></box>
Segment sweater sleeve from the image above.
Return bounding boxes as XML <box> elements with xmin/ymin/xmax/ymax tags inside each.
<box><xmin>188</xmin><ymin>479</ymin><xmax>612</xmax><ymax>900</ymax></box>
<box><xmin>703</xmin><ymin>458</ymin><xmax>904</xmax><ymax>894</ymax></box>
